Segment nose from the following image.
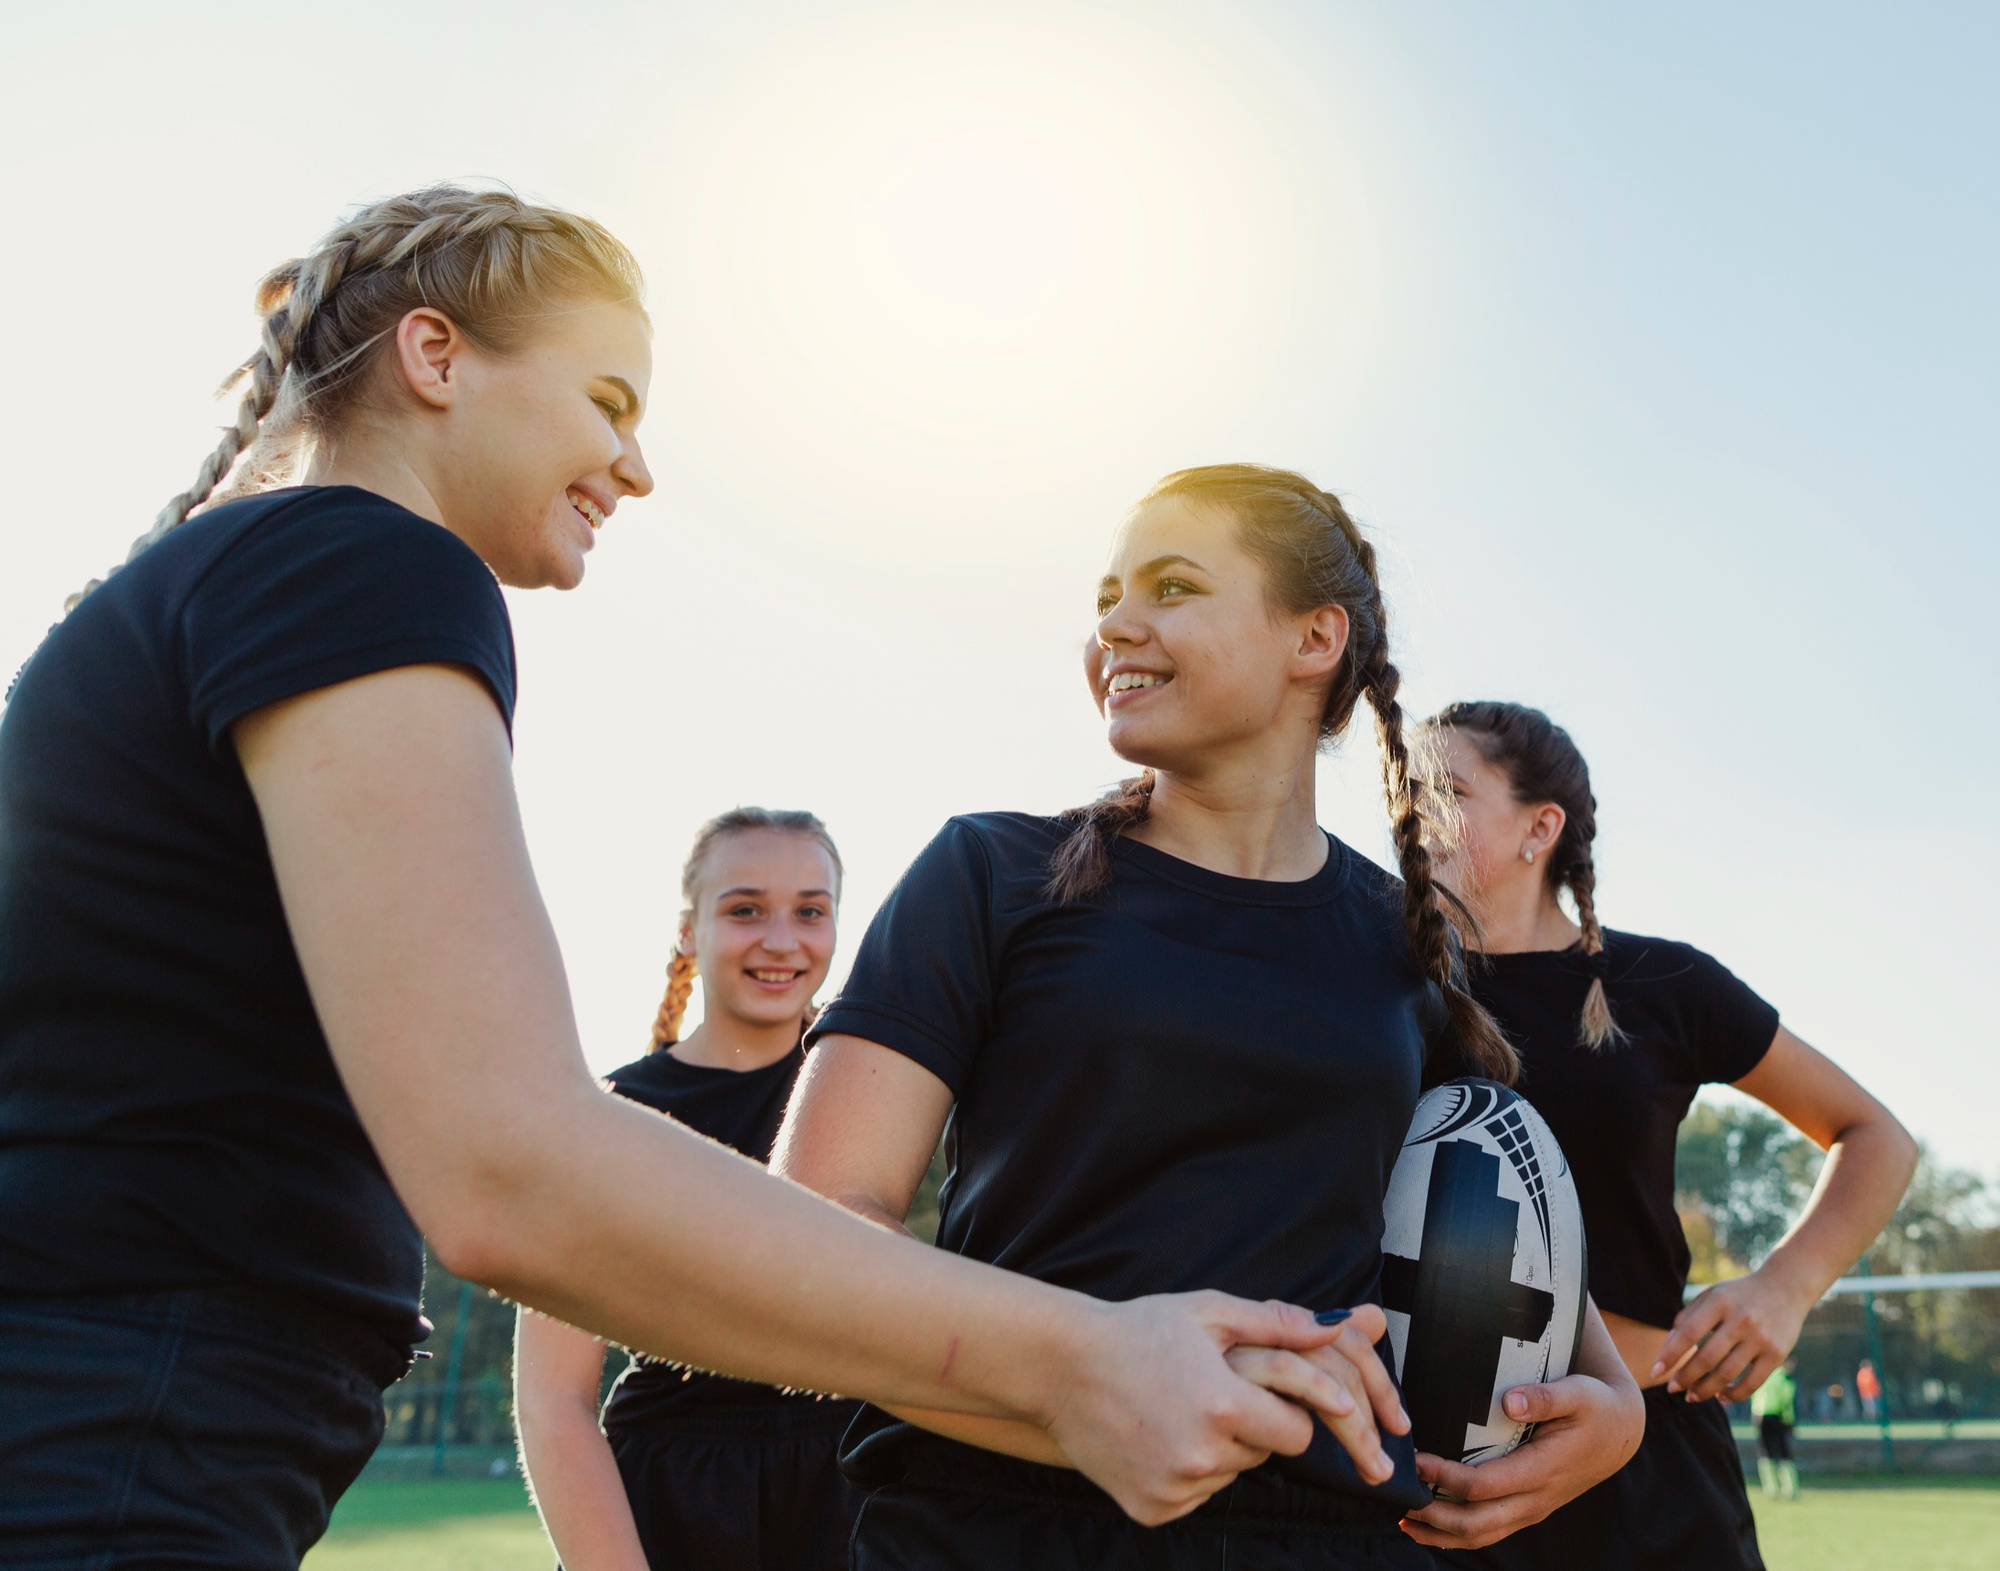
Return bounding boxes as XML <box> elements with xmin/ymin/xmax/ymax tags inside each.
<box><xmin>1094</xmin><ymin>592</ymin><xmax>1147</xmax><ymax>654</ymax></box>
<box><xmin>759</xmin><ymin>912</ymin><xmax>800</xmax><ymax>955</ymax></box>
<box><xmin>614</xmin><ymin>431</ymin><xmax>654</xmax><ymax>499</ymax></box>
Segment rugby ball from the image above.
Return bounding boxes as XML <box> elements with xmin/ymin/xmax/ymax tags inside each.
<box><xmin>1380</xmin><ymin>1078</ymin><xmax>1586</xmax><ymax>1464</ymax></box>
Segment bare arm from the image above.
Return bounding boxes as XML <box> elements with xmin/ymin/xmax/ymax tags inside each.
<box><xmin>235</xmin><ymin>665</ymin><xmax>1341</xmax><ymax>1525</ymax></box>
<box><xmin>1401</xmin><ymin>1299</ymin><xmax>1644</xmax><ymax>1550</ymax></box>
<box><xmin>773</xmin><ymin>1035</ymin><xmax>1405</xmax><ymax>1485</ymax></box>
<box><xmin>1655</xmin><ymin>1026</ymin><xmax>1917</xmax><ymax>1400</ymax></box>
<box><xmin>514</xmin><ymin>1311</ymin><xmax>646</xmax><ymax>1571</ymax></box>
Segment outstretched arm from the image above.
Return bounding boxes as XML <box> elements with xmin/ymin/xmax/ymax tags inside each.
<box><xmin>236</xmin><ymin>664</ymin><xmax>1341</xmax><ymax>1526</ymax></box>
<box><xmin>1655</xmin><ymin>1027</ymin><xmax>1916</xmax><ymax>1401</ymax></box>
<box><xmin>514</xmin><ymin>1311</ymin><xmax>646</xmax><ymax>1571</ymax></box>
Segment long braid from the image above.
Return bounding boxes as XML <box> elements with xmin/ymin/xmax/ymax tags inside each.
<box><xmin>65</xmin><ymin>185</ymin><xmax>644</xmax><ymax>613</ymax></box>
<box><xmin>1569</xmin><ymin>855</ymin><xmax>1625</xmax><ymax>1048</ymax></box>
<box><xmin>650</xmin><ymin>948</ymin><xmax>699</xmax><ymax>1050</ymax></box>
<box><xmin>1045</xmin><ymin>771</ymin><xmax>1155</xmax><ymax>902</ymax></box>
<box><xmin>1360</xmin><ymin>648</ymin><xmax>1518</xmax><ymax>1082</ymax></box>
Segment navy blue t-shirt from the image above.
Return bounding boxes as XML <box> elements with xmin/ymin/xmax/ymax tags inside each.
<box><xmin>598</xmin><ymin>1044</ymin><xmax>861</xmax><ymax>1430</ymax></box>
<box><xmin>0</xmin><ymin>486</ymin><xmax>515</xmax><ymax>1348</ymax></box>
<box><xmin>1467</xmin><ymin>932</ymin><xmax>1779</xmax><ymax>1329</ymax></box>
<box><xmin>809</xmin><ymin>812</ymin><xmax>1458</xmax><ymax>1511</ymax></box>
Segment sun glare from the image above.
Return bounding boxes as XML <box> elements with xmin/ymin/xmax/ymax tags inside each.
<box><xmin>630</xmin><ymin>4</ymin><xmax>1380</xmax><ymax>558</ymax></box>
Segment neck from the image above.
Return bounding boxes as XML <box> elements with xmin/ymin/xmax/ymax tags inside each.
<box><xmin>1130</xmin><ymin>750</ymin><xmax>1327</xmax><ymax>882</ymax></box>
<box><xmin>1467</xmin><ymin>875</ymin><xmax>1581</xmax><ymax>955</ymax></box>
<box><xmin>300</xmin><ymin>428</ymin><xmax>447</xmax><ymax>528</ymax></box>
<box><xmin>667</xmin><ymin>1009</ymin><xmax>803</xmax><ymax>1072</ymax></box>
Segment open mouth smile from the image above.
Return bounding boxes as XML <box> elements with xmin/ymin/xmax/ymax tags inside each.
<box><xmin>1106</xmin><ymin>671</ymin><xmax>1172</xmax><ymax>706</ymax></box>
<box><xmin>569</xmin><ymin>490</ymin><xmax>607</xmax><ymax>532</ymax></box>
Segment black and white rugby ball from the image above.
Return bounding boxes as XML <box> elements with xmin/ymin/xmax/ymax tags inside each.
<box><xmin>1380</xmin><ymin>1078</ymin><xmax>1586</xmax><ymax>1464</ymax></box>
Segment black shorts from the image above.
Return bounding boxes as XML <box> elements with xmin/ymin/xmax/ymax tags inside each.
<box><xmin>849</xmin><ymin>1436</ymin><xmax>1431</xmax><ymax>1571</ymax></box>
<box><xmin>604</xmin><ymin>1398</ymin><xmax>862</xmax><ymax>1571</ymax></box>
<box><xmin>1428</xmin><ymin>1386</ymin><xmax>1762</xmax><ymax>1571</ymax></box>
<box><xmin>0</xmin><ymin>1286</ymin><xmax>398</xmax><ymax>1571</ymax></box>
<box><xmin>1757</xmin><ymin>1415</ymin><xmax>1794</xmax><ymax>1462</ymax></box>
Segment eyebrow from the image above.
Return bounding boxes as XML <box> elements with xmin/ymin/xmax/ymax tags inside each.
<box><xmin>713</xmin><ymin>886</ymin><xmax>835</xmax><ymax>902</ymax></box>
<box><xmin>1097</xmin><ymin>553</ymin><xmax>1209</xmax><ymax>595</ymax></box>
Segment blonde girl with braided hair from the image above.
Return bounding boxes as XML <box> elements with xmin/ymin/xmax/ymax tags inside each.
<box><xmin>1422</xmin><ymin>701</ymin><xmax>1916</xmax><ymax>1571</ymax></box>
<box><xmin>518</xmin><ymin>807</ymin><xmax>866</xmax><ymax>1571</ymax></box>
<box><xmin>773</xmin><ymin>464</ymin><xmax>1645</xmax><ymax>1570</ymax></box>
<box><xmin>0</xmin><ymin>196</ymin><xmax>1379</xmax><ymax>1568</ymax></box>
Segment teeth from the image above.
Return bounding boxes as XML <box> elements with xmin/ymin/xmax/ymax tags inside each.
<box><xmin>1108</xmin><ymin>673</ymin><xmax>1164</xmax><ymax>693</ymax></box>
<box><xmin>750</xmin><ymin>969</ymin><xmax>799</xmax><ymax>983</ymax></box>
<box><xmin>571</xmin><ymin>494</ymin><xmax>605</xmax><ymax>530</ymax></box>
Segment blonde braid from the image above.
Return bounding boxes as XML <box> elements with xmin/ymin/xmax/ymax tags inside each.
<box><xmin>650</xmin><ymin>948</ymin><xmax>699</xmax><ymax>1050</ymax></box>
<box><xmin>1570</xmin><ymin>858</ymin><xmax>1625</xmax><ymax>1049</ymax></box>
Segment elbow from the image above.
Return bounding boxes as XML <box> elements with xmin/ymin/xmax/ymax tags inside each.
<box><xmin>429</xmin><ymin>1213</ymin><xmax>529</xmax><ymax>1295</ymax></box>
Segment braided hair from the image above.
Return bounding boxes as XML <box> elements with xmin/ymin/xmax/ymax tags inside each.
<box><xmin>1426</xmin><ymin>701</ymin><xmax>1626</xmax><ymax>1050</ymax></box>
<box><xmin>1050</xmin><ymin>463</ymin><xmax>1517</xmax><ymax>1083</ymax></box>
<box><xmin>648</xmin><ymin>807</ymin><xmax>844</xmax><ymax>1051</ymax></box>
<box><xmin>67</xmin><ymin>185</ymin><xmax>644</xmax><ymax>610</ymax></box>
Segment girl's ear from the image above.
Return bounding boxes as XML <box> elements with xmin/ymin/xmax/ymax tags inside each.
<box><xmin>1524</xmin><ymin>800</ymin><xmax>1568</xmax><ymax>862</ymax></box>
<box><xmin>1295</xmin><ymin>603</ymin><xmax>1352</xmax><ymax>676</ymax></box>
<box><xmin>391</xmin><ymin>307</ymin><xmax>465</xmax><ymax>411</ymax></box>
<box><xmin>676</xmin><ymin>914</ymin><xmax>697</xmax><ymax>962</ymax></box>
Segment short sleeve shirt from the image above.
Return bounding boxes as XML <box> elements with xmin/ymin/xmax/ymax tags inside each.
<box><xmin>0</xmin><ymin>487</ymin><xmax>515</xmax><ymax>1347</ymax></box>
<box><xmin>810</xmin><ymin>812</ymin><xmax>1453</xmax><ymax>1508</ymax></box>
<box><xmin>1466</xmin><ymin>931</ymin><xmax>1779</xmax><ymax>1328</ymax></box>
<box><xmin>597</xmin><ymin>1044</ymin><xmax>861</xmax><ymax>1428</ymax></box>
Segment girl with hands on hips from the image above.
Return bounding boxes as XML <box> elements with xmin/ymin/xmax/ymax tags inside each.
<box><xmin>1419</xmin><ymin>702</ymin><xmax>1914</xmax><ymax>1571</ymax></box>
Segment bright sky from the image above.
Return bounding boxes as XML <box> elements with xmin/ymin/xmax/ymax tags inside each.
<box><xmin>3</xmin><ymin>3</ymin><xmax>1993</xmax><ymax>1172</ymax></box>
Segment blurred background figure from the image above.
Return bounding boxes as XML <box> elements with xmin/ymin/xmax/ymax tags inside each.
<box><xmin>1753</xmin><ymin>1361</ymin><xmax>1800</xmax><ymax>1501</ymax></box>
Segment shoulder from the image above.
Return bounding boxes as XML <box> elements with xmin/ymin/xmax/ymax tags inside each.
<box><xmin>197</xmin><ymin>487</ymin><xmax>499</xmax><ymax>587</ymax></box>
<box><xmin>600</xmin><ymin>1050</ymin><xmax>682</xmax><ymax>1107</ymax></box>
<box><xmin>943</xmin><ymin>811</ymin><xmax>1068</xmax><ymax>864</ymax></box>
<box><xmin>1600</xmin><ymin>930</ymin><xmax>1732</xmax><ymax>987</ymax></box>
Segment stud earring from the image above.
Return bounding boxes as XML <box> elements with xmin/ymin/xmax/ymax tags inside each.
<box><xmin>1523</xmin><ymin>848</ymin><xmax>1535</xmax><ymax>865</ymax></box>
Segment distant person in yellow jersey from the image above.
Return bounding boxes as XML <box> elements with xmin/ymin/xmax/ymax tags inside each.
<box><xmin>1752</xmin><ymin>1361</ymin><xmax>1799</xmax><ymax>1499</ymax></box>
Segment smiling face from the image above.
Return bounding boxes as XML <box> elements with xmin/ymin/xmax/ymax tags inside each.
<box><xmin>1084</xmin><ymin>495</ymin><xmax>1349</xmax><ymax>775</ymax></box>
<box><xmin>680</xmin><ymin>829</ymin><xmax>839</xmax><ymax>1031</ymax></box>
<box><xmin>428</xmin><ymin>298</ymin><xmax>655</xmax><ymax>589</ymax></box>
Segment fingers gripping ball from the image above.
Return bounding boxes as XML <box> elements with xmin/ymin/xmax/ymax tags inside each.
<box><xmin>1380</xmin><ymin>1079</ymin><xmax>1587</xmax><ymax>1463</ymax></box>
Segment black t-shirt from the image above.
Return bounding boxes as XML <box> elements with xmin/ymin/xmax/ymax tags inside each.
<box><xmin>1466</xmin><ymin>931</ymin><xmax>1780</xmax><ymax>1330</ymax></box>
<box><xmin>809</xmin><ymin>812</ymin><xmax>1458</xmax><ymax>1510</ymax></box>
<box><xmin>0</xmin><ymin>487</ymin><xmax>515</xmax><ymax>1349</ymax></box>
<box><xmin>599</xmin><ymin>1044</ymin><xmax>858</xmax><ymax>1428</ymax></box>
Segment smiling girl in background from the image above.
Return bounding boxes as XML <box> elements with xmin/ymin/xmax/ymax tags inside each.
<box><xmin>1422</xmin><ymin>701</ymin><xmax>1915</xmax><ymax>1571</ymax></box>
<box><xmin>517</xmin><ymin>808</ymin><xmax>864</xmax><ymax>1571</ymax></box>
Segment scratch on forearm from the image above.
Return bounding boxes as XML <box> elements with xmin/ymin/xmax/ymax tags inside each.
<box><xmin>938</xmin><ymin>1335</ymin><xmax>960</xmax><ymax>1382</ymax></box>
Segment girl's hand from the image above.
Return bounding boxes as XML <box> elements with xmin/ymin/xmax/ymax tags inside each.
<box><xmin>1225</xmin><ymin>1305</ymin><xmax>1407</xmax><ymax>1487</ymax></box>
<box><xmin>1046</xmin><ymin>1292</ymin><xmax>1349</xmax><ymax>1524</ymax></box>
<box><xmin>1399</xmin><ymin>1370</ymin><xmax>1644</xmax><ymax>1549</ymax></box>
<box><xmin>1654</xmin><ymin>1270</ymin><xmax>1813</xmax><ymax>1402</ymax></box>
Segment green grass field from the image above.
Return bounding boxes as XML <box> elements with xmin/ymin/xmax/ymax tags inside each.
<box><xmin>306</xmin><ymin>1473</ymin><xmax>2000</xmax><ymax>1570</ymax></box>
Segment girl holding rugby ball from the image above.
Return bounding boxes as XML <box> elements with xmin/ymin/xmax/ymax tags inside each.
<box><xmin>774</xmin><ymin>465</ymin><xmax>1646</xmax><ymax>1569</ymax></box>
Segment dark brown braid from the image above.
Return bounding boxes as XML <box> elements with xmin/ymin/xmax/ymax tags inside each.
<box><xmin>68</xmin><ymin>185</ymin><xmax>644</xmax><ymax>611</ymax></box>
<box><xmin>648</xmin><ymin>807</ymin><xmax>843</xmax><ymax>1052</ymax></box>
<box><xmin>1427</xmin><ymin>701</ymin><xmax>1626</xmax><ymax>1049</ymax></box>
<box><xmin>1049</xmin><ymin>464</ymin><xmax>1517</xmax><ymax>1082</ymax></box>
